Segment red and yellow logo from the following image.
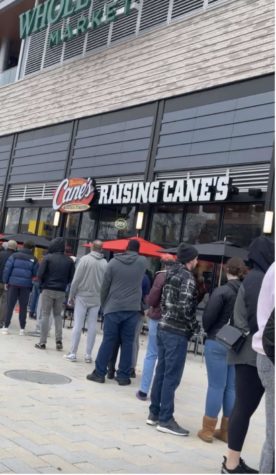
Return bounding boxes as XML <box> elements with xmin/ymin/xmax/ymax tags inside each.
<box><xmin>53</xmin><ymin>178</ymin><xmax>95</xmax><ymax>213</ymax></box>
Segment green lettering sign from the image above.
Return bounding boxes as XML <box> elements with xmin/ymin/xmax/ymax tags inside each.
<box><xmin>49</xmin><ymin>29</ymin><xmax>62</xmax><ymax>47</ymax></box>
<box><xmin>63</xmin><ymin>0</ymin><xmax>76</xmax><ymax>19</ymax></box>
<box><xmin>19</xmin><ymin>8</ymin><xmax>37</xmax><ymax>39</ymax></box>
<box><xmin>63</xmin><ymin>24</ymin><xmax>74</xmax><ymax>42</ymax></box>
<box><xmin>105</xmin><ymin>1</ymin><xmax>117</xmax><ymax>23</ymax></box>
<box><xmin>76</xmin><ymin>16</ymin><xmax>89</xmax><ymax>35</ymax></box>
<box><xmin>90</xmin><ymin>8</ymin><xmax>104</xmax><ymax>29</ymax></box>
<box><xmin>47</xmin><ymin>0</ymin><xmax>65</xmax><ymax>25</ymax></box>
<box><xmin>74</xmin><ymin>0</ymin><xmax>91</xmax><ymax>14</ymax></box>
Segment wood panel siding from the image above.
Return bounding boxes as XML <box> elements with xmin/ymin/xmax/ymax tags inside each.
<box><xmin>0</xmin><ymin>0</ymin><xmax>274</xmax><ymax>136</ymax></box>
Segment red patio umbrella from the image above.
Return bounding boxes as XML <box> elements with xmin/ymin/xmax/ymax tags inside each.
<box><xmin>83</xmin><ymin>237</ymin><xmax>164</xmax><ymax>258</ymax></box>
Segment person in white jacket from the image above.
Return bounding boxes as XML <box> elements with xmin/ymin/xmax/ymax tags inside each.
<box><xmin>65</xmin><ymin>240</ymin><xmax>107</xmax><ymax>363</ymax></box>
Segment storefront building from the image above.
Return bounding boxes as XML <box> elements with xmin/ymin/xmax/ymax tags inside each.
<box><xmin>0</xmin><ymin>0</ymin><xmax>274</xmax><ymax>264</ymax></box>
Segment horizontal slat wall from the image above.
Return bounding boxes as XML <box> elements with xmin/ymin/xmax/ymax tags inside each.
<box><xmin>70</xmin><ymin>104</ymin><xmax>155</xmax><ymax>178</ymax></box>
<box><xmin>155</xmin><ymin>76</ymin><xmax>274</xmax><ymax>172</ymax></box>
<box><xmin>9</xmin><ymin>123</ymin><xmax>73</xmax><ymax>184</ymax></box>
<box><xmin>0</xmin><ymin>135</ymin><xmax>13</xmax><ymax>185</ymax></box>
<box><xmin>0</xmin><ymin>0</ymin><xmax>273</xmax><ymax>136</ymax></box>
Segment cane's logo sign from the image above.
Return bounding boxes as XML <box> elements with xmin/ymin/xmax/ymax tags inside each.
<box><xmin>53</xmin><ymin>177</ymin><xmax>96</xmax><ymax>212</ymax></box>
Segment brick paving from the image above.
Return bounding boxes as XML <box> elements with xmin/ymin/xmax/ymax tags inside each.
<box><xmin>0</xmin><ymin>317</ymin><xmax>264</xmax><ymax>474</ymax></box>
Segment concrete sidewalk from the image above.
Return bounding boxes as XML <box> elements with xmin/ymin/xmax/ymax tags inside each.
<box><xmin>0</xmin><ymin>317</ymin><xmax>265</xmax><ymax>474</ymax></box>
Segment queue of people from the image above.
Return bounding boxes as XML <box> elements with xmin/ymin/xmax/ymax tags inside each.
<box><xmin>0</xmin><ymin>234</ymin><xmax>274</xmax><ymax>474</ymax></box>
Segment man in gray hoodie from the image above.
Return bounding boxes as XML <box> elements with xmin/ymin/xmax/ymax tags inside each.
<box><xmin>65</xmin><ymin>240</ymin><xmax>107</xmax><ymax>363</ymax></box>
<box><xmin>87</xmin><ymin>239</ymin><xmax>147</xmax><ymax>385</ymax></box>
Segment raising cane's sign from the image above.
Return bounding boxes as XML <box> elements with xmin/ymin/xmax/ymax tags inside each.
<box><xmin>53</xmin><ymin>177</ymin><xmax>96</xmax><ymax>212</ymax></box>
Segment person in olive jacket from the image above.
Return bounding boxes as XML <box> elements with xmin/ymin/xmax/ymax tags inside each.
<box><xmin>197</xmin><ymin>257</ymin><xmax>246</xmax><ymax>444</ymax></box>
<box><xmin>35</xmin><ymin>237</ymin><xmax>75</xmax><ymax>351</ymax></box>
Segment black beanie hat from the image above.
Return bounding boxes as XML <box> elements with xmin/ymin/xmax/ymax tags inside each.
<box><xmin>177</xmin><ymin>243</ymin><xmax>198</xmax><ymax>264</ymax></box>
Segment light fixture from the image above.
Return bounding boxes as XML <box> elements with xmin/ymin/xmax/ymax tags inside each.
<box><xmin>135</xmin><ymin>211</ymin><xmax>144</xmax><ymax>230</ymax></box>
<box><xmin>263</xmin><ymin>210</ymin><xmax>274</xmax><ymax>234</ymax></box>
<box><xmin>53</xmin><ymin>211</ymin><xmax>60</xmax><ymax>227</ymax></box>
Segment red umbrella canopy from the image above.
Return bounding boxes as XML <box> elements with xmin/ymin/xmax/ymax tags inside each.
<box><xmin>84</xmin><ymin>237</ymin><xmax>164</xmax><ymax>258</ymax></box>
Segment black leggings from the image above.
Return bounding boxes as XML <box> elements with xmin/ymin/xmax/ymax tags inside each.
<box><xmin>228</xmin><ymin>364</ymin><xmax>264</xmax><ymax>452</ymax></box>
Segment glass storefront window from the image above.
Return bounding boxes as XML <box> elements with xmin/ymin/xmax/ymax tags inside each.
<box><xmin>37</xmin><ymin>208</ymin><xmax>55</xmax><ymax>240</ymax></box>
<box><xmin>4</xmin><ymin>208</ymin><xmax>21</xmax><ymax>233</ymax></box>
<box><xmin>222</xmin><ymin>203</ymin><xmax>264</xmax><ymax>247</ymax></box>
<box><xmin>183</xmin><ymin>204</ymin><xmax>220</xmax><ymax>244</ymax></box>
<box><xmin>97</xmin><ymin>206</ymin><xmax>136</xmax><ymax>240</ymax></box>
<box><xmin>150</xmin><ymin>205</ymin><xmax>183</xmax><ymax>246</ymax></box>
<box><xmin>65</xmin><ymin>213</ymin><xmax>80</xmax><ymax>238</ymax></box>
<box><xmin>79</xmin><ymin>211</ymin><xmax>96</xmax><ymax>242</ymax></box>
<box><xmin>20</xmin><ymin>208</ymin><xmax>39</xmax><ymax>233</ymax></box>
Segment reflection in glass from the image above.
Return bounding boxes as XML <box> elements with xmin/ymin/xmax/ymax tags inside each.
<box><xmin>79</xmin><ymin>212</ymin><xmax>96</xmax><ymax>242</ymax></box>
<box><xmin>20</xmin><ymin>208</ymin><xmax>39</xmax><ymax>233</ymax></box>
<box><xmin>65</xmin><ymin>213</ymin><xmax>80</xmax><ymax>238</ymax></box>
<box><xmin>222</xmin><ymin>203</ymin><xmax>264</xmax><ymax>247</ymax></box>
<box><xmin>183</xmin><ymin>204</ymin><xmax>220</xmax><ymax>244</ymax></box>
<box><xmin>38</xmin><ymin>208</ymin><xmax>55</xmax><ymax>240</ymax></box>
<box><xmin>150</xmin><ymin>205</ymin><xmax>182</xmax><ymax>245</ymax></box>
<box><xmin>97</xmin><ymin>206</ymin><xmax>136</xmax><ymax>240</ymax></box>
<box><xmin>4</xmin><ymin>208</ymin><xmax>21</xmax><ymax>233</ymax></box>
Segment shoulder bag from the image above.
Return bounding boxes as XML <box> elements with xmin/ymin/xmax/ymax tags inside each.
<box><xmin>215</xmin><ymin>324</ymin><xmax>247</xmax><ymax>353</ymax></box>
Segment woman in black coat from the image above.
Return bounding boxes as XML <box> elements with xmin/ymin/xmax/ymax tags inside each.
<box><xmin>197</xmin><ymin>257</ymin><xmax>246</xmax><ymax>444</ymax></box>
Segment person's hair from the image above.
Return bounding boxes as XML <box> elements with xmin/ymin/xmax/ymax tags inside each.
<box><xmin>225</xmin><ymin>257</ymin><xmax>247</xmax><ymax>279</ymax></box>
<box><xmin>24</xmin><ymin>240</ymin><xmax>35</xmax><ymax>250</ymax></box>
<box><xmin>127</xmin><ymin>239</ymin><xmax>140</xmax><ymax>252</ymax></box>
<box><xmin>92</xmin><ymin>240</ymin><xmax>103</xmax><ymax>252</ymax></box>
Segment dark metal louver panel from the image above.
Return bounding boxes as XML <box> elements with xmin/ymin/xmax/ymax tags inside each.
<box><xmin>0</xmin><ymin>135</ymin><xmax>13</xmax><ymax>185</ymax></box>
<box><xmin>43</xmin><ymin>20</ymin><xmax>64</xmax><ymax>68</ymax></box>
<box><xmin>63</xmin><ymin>9</ymin><xmax>90</xmax><ymax>60</ymax></box>
<box><xmin>172</xmin><ymin>0</ymin><xmax>204</xmax><ymax>19</ymax></box>
<box><xmin>24</xmin><ymin>29</ymin><xmax>46</xmax><ymax>76</ymax></box>
<box><xmin>140</xmin><ymin>0</ymin><xmax>170</xmax><ymax>31</ymax></box>
<box><xmin>111</xmin><ymin>6</ymin><xmax>138</xmax><ymax>42</ymax></box>
<box><xmin>86</xmin><ymin>23</ymin><xmax>110</xmax><ymax>51</ymax></box>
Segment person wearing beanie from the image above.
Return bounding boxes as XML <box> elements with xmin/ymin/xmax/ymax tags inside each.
<box><xmin>147</xmin><ymin>243</ymin><xmax>198</xmax><ymax>436</ymax></box>
<box><xmin>0</xmin><ymin>240</ymin><xmax>18</xmax><ymax>327</ymax></box>
<box><xmin>2</xmin><ymin>240</ymin><xmax>37</xmax><ymax>335</ymax></box>
<box><xmin>35</xmin><ymin>237</ymin><xmax>75</xmax><ymax>351</ymax></box>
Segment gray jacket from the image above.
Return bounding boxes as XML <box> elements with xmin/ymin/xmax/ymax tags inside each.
<box><xmin>69</xmin><ymin>251</ymin><xmax>107</xmax><ymax>307</ymax></box>
<box><xmin>101</xmin><ymin>251</ymin><xmax>147</xmax><ymax>315</ymax></box>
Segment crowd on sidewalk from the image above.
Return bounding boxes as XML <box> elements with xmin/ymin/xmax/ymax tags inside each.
<box><xmin>0</xmin><ymin>234</ymin><xmax>274</xmax><ymax>474</ymax></box>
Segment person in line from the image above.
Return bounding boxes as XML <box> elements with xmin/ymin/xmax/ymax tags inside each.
<box><xmin>0</xmin><ymin>240</ymin><xmax>17</xmax><ymax>327</ymax></box>
<box><xmin>252</xmin><ymin>261</ymin><xmax>275</xmax><ymax>474</ymax></box>
<box><xmin>197</xmin><ymin>257</ymin><xmax>247</xmax><ymax>443</ymax></box>
<box><xmin>147</xmin><ymin>243</ymin><xmax>198</xmax><ymax>436</ymax></box>
<box><xmin>87</xmin><ymin>239</ymin><xmax>147</xmax><ymax>385</ymax></box>
<box><xmin>221</xmin><ymin>235</ymin><xmax>274</xmax><ymax>474</ymax></box>
<box><xmin>2</xmin><ymin>240</ymin><xmax>38</xmax><ymax>335</ymax></box>
<box><xmin>35</xmin><ymin>238</ymin><xmax>75</xmax><ymax>351</ymax></box>
<box><xmin>136</xmin><ymin>254</ymin><xmax>175</xmax><ymax>401</ymax></box>
<box><xmin>65</xmin><ymin>240</ymin><xmax>107</xmax><ymax>363</ymax></box>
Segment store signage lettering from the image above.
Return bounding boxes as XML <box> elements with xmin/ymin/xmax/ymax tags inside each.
<box><xmin>98</xmin><ymin>176</ymin><xmax>230</xmax><ymax>204</ymax></box>
<box><xmin>53</xmin><ymin>177</ymin><xmax>95</xmax><ymax>212</ymax></box>
<box><xmin>19</xmin><ymin>0</ymin><xmax>132</xmax><ymax>47</ymax></box>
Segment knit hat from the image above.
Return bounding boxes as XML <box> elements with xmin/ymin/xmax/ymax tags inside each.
<box><xmin>177</xmin><ymin>243</ymin><xmax>198</xmax><ymax>264</ymax></box>
<box><xmin>7</xmin><ymin>240</ymin><xmax>17</xmax><ymax>251</ymax></box>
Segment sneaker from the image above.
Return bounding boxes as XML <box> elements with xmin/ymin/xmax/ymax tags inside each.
<box><xmin>130</xmin><ymin>368</ymin><xmax>136</xmax><ymax>378</ymax></box>
<box><xmin>64</xmin><ymin>353</ymin><xmax>77</xmax><ymax>362</ymax></box>
<box><xmin>136</xmin><ymin>390</ymin><xmax>147</xmax><ymax>401</ymax></box>
<box><xmin>84</xmin><ymin>355</ymin><xmax>92</xmax><ymax>363</ymax></box>
<box><xmin>157</xmin><ymin>418</ymin><xmax>189</xmax><ymax>436</ymax></box>
<box><xmin>221</xmin><ymin>456</ymin><xmax>258</xmax><ymax>474</ymax></box>
<box><xmin>86</xmin><ymin>370</ymin><xmax>105</xmax><ymax>383</ymax></box>
<box><xmin>35</xmin><ymin>343</ymin><xmax>46</xmax><ymax>350</ymax></box>
<box><xmin>115</xmin><ymin>377</ymin><xmax>131</xmax><ymax>386</ymax></box>
<box><xmin>56</xmin><ymin>341</ymin><xmax>63</xmax><ymax>351</ymax></box>
<box><xmin>146</xmin><ymin>412</ymin><xmax>159</xmax><ymax>426</ymax></box>
<box><xmin>19</xmin><ymin>329</ymin><xmax>25</xmax><ymax>336</ymax></box>
<box><xmin>2</xmin><ymin>327</ymin><xmax>9</xmax><ymax>335</ymax></box>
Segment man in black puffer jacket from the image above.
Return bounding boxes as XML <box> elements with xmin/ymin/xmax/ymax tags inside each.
<box><xmin>35</xmin><ymin>238</ymin><xmax>75</xmax><ymax>351</ymax></box>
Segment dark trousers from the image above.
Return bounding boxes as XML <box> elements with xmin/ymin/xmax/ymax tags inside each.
<box><xmin>4</xmin><ymin>286</ymin><xmax>31</xmax><ymax>329</ymax></box>
<box><xmin>228</xmin><ymin>364</ymin><xmax>264</xmax><ymax>452</ymax></box>
<box><xmin>150</xmin><ymin>327</ymin><xmax>188</xmax><ymax>424</ymax></box>
<box><xmin>95</xmin><ymin>311</ymin><xmax>139</xmax><ymax>380</ymax></box>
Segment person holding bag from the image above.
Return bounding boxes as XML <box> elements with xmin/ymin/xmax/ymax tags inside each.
<box><xmin>221</xmin><ymin>236</ymin><xmax>274</xmax><ymax>474</ymax></box>
<box><xmin>197</xmin><ymin>257</ymin><xmax>246</xmax><ymax>444</ymax></box>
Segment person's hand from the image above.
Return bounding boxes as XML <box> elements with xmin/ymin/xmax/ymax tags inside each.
<box><xmin>67</xmin><ymin>298</ymin><xmax>74</xmax><ymax>307</ymax></box>
<box><xmin>4</xmin><ymin>284</ymin><xmax>8</xmax><ymax>291</ymax></box>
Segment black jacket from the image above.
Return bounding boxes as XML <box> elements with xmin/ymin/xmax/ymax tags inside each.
<box><xmin>38</xmin><ymin>238</ymin><xmax>75</xmax><ymax>292</ymax></box>
<box><xmin>0</xmin><ymin>249</ymin><xmax>15</xmax><ymax>283</ymax></box>
<box><xmin>262</xmin><ymin>310</ymin><xmax>275</xmax><ymax>365</ymax></box>
<box><xmin>203</xmin><ymin>279</ymin><xmax>241</xmax><ymax>339</ymax></box>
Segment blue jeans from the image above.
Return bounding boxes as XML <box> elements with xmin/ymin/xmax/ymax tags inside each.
<box><xmin>140</xmin><ymin>319</ymin><xmax>158</xmax><ymax>394</ymax></box>
<box><xmin>29</xmin><ymin>281</ymin><xmax>40</xmax><ymax>314</ymax></box>
<box><xmin>95</xmin><ymin>311</ymin><xmax>139</xmax><ymax>380</ymax></box>
<box><xmin>149</xmin><ymin>327</ymin><xmax>188</xmax><ymax>423</ymax></box>
<box><xmin>204</xmin><ymin>338</ymin><xmax>235</xmax><ymax>418</ymax></box>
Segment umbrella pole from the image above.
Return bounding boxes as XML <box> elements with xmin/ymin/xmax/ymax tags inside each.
<box><xmin>218</xmin><ymin>256</ymin><xmax>224</xmax><ymax>287</ymax></box>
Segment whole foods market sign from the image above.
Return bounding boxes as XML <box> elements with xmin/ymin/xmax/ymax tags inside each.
<box><xmin>19</xmin><ymin>0</ymin><xmax>132</xmax><ymax>48</ymax></box>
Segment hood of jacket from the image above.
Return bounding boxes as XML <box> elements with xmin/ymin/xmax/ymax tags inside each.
<box><xmin>114</xmin><ymin>251</ymin><xmax>140</xmax><ymax>265</ymax></box>
<box><xmin>48</xmin><ymin>237</ymin><xmax>65</xmax><ymax>254</ymax></box>
<box><xmin>89</xmin><ymin>251</ymin><xmax>105</xmax><ymax>260</ymax></box>
<box><xmin>248</xmin><ymin>236</ymin><xmax>274</xmax><ymax>273</ymax></box>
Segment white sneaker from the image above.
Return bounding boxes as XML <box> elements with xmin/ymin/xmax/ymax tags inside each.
<box><xmin>64</xmin><ymin>353</ymin><xmax>77</xmax><ymax>362</ymax></box>
<box><xmin>19</xmin><ymin>329</ymin><xmax>25</xmax><ymax>336</ymax></box>
<box><xmin>84</xmin><ymin>355</ymin><xmax>92</xmax><ymax>363</ymax></box>
<box><xmin>2</xmin><ymin>327</ymin><xmax>9</xmax><ymax>335</ymax></box>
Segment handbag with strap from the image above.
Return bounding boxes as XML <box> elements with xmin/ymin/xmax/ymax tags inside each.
<box><xmin>215</xmin><ymin>324</ymin><xmax>247</xmax><ymax>353</ymax></box>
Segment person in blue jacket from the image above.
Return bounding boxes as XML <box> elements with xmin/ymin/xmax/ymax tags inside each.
<box><xmin>2</xmin><ymin>240</ymin><xmax>38</xmax><ymax>335</ymax></box>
